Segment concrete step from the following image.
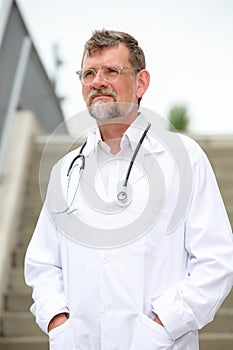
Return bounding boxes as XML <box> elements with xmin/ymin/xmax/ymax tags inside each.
<box><xmin>1</xmin><ymin>312</ymin><xmax>44</xmax><ymax>337</ymax></box>
<box><xmin>17</xmin><ymin>231</ymin><xmax>34</xmax><ymax>248</ymax></box>
<box><xmin>11</xmin><ymin>247</ymin><xmax>26</xmax><ymax>267</ymax></box>
<box><xmin>218</xmin><ymin>199</ymin><xmax>232</xmax><ymax>214</ymax></box>
<box><xmin>219</xmin><ymin>179</ymin><xmax>233</xmax><ymax>191</ymax></box>
<box><xmin>216</xmin><ymin>174</ymin><xmax>233</xmax><ymax>187</ymax></box>
<box><xmin>0</xmin><ymin>336</ymin><xmax>49</xmax><ymax>350</ymax></box>
<box><xmin>215</xmin><ymin>169</ymin><xmax>233</xmax><ymax>180</ymax></box>
<box><xmin>19</xmin><ymin>216</ymin><xmax>39</xmax><ymax>231</ymax></box>
<box><xmin>221</xmin><ymin>290</ymin><xmax>233</xmax><ymax>308</ymax></box>
<box><xmin>199</xmin><ymin>333</ymin><xmax>233</xmax><ymax>350</ymax></box>
<box><xmin>226</xmin><ymin>215</ymin><xmax>233</xmax><ymax>228</ymax></box>
<box><xmin>211</xmin><ymin>159</ymin><xmax>233</xmax><ymax>169</ymax></box>
<box><xmin>19</xmin><ymin>211</ymin><xmax>41</xmax><ymax>223</ymax></box>
<box><xmin>220</xmin><ymin>187</ymin><xmax>233</xmax><ymax>199</ymax></box>
<box><xmin>4</xmin><ymin>289</ymin><xmax>32</xmax><ymax>312</ymax></box>
<box><xmin>8</xmin><ymin>268</ymin><xmax>27</xmax><ymax>291</ymax></box>
<box><xmin>200</xmin><ymin>308</ymin><xmax>233</xmax><ymax>333</ymax></box>
<box><xmin>214</xmin><ymin>168</ymin><xmax>233</xmax><ymax>178</ymax></box>
<box><xmin>222</xmin><ymin>200</ymin><xmax>233</xmax><ymax>215</ymax></box>
<box><xmin>208</xmin><ymin>152</ymin><xmax>233</xmax><ymax>164</ymax></box>
<box><xmin>22</xmin><ymin>200</ymin><xmax>43</xmax><ymax>213</ymax></box>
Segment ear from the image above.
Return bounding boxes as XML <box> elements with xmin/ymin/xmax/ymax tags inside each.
<box><xmin>135</xmin><ymin>69</ymin><xmax>150</xmax><ymax>99</ymax></box>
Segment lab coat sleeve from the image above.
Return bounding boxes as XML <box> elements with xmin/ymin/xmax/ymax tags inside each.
<box><xmin>24</xmin><ymin>164</ymin><xmax>69</xmax><ymax>334</ymax></box>
<box><xmin>152</xmin><ymin>142</ymin><xmax>233</xmax><ymax>341</ymax></box>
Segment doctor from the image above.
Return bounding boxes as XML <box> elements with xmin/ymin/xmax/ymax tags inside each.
<box><xmin>25</xmin><ymin>29</ymin><xmax>233</xmax><ymax>350</ymax></box>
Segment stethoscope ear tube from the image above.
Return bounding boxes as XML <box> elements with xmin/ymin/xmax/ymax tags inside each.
<box><xmin>67</xmin><ymin>140</ymin><xmax>87</xmax><ymax>177</ymax></box>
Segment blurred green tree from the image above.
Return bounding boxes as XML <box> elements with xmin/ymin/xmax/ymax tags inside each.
<box><xmin>168</xmin><ymin>105</ymin><xmax>190</xmax><ymax>132</ymax></box>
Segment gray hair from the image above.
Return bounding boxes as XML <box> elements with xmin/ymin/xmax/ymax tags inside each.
<box><xmin>81</xmin><ymin>29</ymin><xmax>146</xmax><ymax>70</ymax></box>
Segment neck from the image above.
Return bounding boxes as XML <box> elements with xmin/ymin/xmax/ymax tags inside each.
<box><xmin>97</xmin><ymin>112</ymin><xmax>138</xmax><ymax>155</ymax></box>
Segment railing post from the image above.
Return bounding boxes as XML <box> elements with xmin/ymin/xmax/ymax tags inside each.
<box><xmin>0</xmin><ymin>36</ymin><xmax>31</xmax><ymax>181</ymax></box>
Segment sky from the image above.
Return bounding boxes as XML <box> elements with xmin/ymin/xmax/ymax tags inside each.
<box><xmin>2</xmin><ymin>0</ymin><xmax>233</xmax><ymax>134</ymax></box>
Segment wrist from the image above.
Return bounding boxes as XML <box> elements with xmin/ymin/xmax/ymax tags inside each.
<box><xmin>153</xmin><ymin>313</ymin><xmax>164</xmax><ymax>326</ymax></box>
<box><xmin>48</xmin><ymin>313</ymin><xmax>69</xmax><ymax>332</ymax></box>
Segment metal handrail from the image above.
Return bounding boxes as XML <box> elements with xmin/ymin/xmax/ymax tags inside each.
<box><xmin>0</xmin><ymin>36</ymin><xmax>31</xmax><ymax>181</ymax></box>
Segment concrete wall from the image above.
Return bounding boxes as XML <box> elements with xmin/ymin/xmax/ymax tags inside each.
<box><xmin>0</xmin><ymin>110</ymin><xmax>40</xmax><ymax>310</ymax></box>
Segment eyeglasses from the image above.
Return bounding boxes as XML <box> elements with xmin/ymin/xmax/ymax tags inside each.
<box><xmin>76</xmin><ymin>65</ymin><xmax>139</xmax><ymax>85</ymax></box>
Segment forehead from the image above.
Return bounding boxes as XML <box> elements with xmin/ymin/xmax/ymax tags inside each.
<box><xmin>82</xmin><ymin>44</ymin><xmax>130</xmax><ymax>68</ymax></box>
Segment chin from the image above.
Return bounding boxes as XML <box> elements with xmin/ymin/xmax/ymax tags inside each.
<box><xmin>89</xmin><ymin>101</ymin><xmax>136</xmax><ymax>121</ymax></box>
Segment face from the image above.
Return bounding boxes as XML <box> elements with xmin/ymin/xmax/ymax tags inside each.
<box><xmin>81</xmin><ymin>44</ymin><xmax>147</xmax><ymax>121</ymax></box>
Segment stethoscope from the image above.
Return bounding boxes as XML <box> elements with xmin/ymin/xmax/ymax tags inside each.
<box><xmin>61</xmin><ymin>122</ymin><xmax>151</xmax><ymax>214</ymax></box>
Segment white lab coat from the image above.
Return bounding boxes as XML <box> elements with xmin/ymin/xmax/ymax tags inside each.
<box><xmin>25</xmin><ymin>115</ymin><xmax>233</xmax><ymax>350</ymax></box>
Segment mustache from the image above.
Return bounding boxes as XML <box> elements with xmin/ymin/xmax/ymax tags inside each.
<box><xmin>88</xmin><ymin>88</ymin><xmax>117</xmax><ymax>103</ymax></box>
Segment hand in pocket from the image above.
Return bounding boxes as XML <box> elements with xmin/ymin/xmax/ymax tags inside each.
<box><xmin>130</xmin><ymin>314</ymin><xmax>174</xmax><ymax>350</ymax></box>
<box><xmin>49</xmin><ymin>318</ymin><xmax>76</xmax><ymax>350</ymax></box>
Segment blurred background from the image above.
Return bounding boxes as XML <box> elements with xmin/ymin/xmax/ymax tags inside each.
<box><xmin>4</xmin><ymin>0</ymin><xmax>233</xmax><ymax>134</ymax></box>
<box><xmin>0</xmin><ymin>1</ymin><xmax>232</xmax><ymax>349</ymax></box>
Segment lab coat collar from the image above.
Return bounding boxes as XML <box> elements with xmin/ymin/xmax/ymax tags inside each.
<box><xmin>124</xmin><ymin>113</ymin><xmax>150</xmax><ymax>152</ymax></box>
<box><xmin>125</xmin><ymin>113</ymin><xmax>166</xmax><ymax>154</ymax></box>
<box><xmin>83</xmin><ymin>113</ymin><xmax>165</xmax><ymax>156</ymax></box>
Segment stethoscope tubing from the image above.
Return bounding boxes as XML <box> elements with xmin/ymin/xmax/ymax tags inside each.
<box><xmin>123</xmin><ymin>122</ymin><xmax>151</xmax><ymax>188</ymax></box>
<box><xmin>67</xmin><ymin>140</ymin><xmax>87</xmax><ymax>177</ymax></box>
<box><xmin>63</xmin><ymin>122</ymin><xmax>151</xmax><ymax>211</ymax></box>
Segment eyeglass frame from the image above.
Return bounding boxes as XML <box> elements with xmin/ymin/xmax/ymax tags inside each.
<box><xmin>76</xmin><ymin>65</ymin><xmax>140</xmax><ymax>85</ymax></box>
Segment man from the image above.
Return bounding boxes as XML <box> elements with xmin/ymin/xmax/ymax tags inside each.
<box><xmin>25</xmin><ymin>29</ymin><xmax>233</xmax><ymax>350</ymax></box>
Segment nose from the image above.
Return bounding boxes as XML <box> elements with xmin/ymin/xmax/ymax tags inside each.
<box><xmin>91</xmin><ymin>69</ymin><xmax>107</xmax><ymax>89</ymax></box>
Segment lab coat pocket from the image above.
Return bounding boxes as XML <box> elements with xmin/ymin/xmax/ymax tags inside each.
<box><xmin>129</xmin><ymin>314</ymin><xmax>174</xmax><ymax>350</ymax></box>
<box><xmin>128</xmin><ymin>235</ymin><xmax>168</xmax><ymax>259</ymax></box>
<box><xmin>49</xmin><ymin>318</ymin><xmax>76</xmax><ymax>350</ymax></box>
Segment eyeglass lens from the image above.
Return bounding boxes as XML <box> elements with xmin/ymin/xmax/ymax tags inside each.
<box><xmin>81</xmin><ymin>66</ymin><xmax>121</xmax><ymax>84</ymax></box>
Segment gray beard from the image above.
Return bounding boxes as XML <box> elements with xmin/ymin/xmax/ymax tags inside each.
<box><xmin>88</xmin><ymin>101</ymin><xmax>135</xmax><ymax>121</ymax></box>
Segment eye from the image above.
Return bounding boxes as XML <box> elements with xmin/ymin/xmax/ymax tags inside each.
<box><xmin>82</xmin><ymin>69</ymin><xmax>95</xmax><ymax>80</ymax></box>
<box><xmin>104</xmin><ymin>66</ymin><xmax>119</xmax><ymax>77</ymax></box>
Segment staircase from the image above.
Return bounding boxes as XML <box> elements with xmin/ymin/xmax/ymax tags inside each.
<box><xmin>0</xmin><ymin>135</ymin><xmax>232</xmax><ymax>350</ymax></box>
<box><xmin>0</xmin><ymin>138</ymin><xmax>49</xmax><ymax>350</ymax></box>
<box><xmin>196</xmin><ymin>136</ymin><xmax>233</xmax><ymax>350</ymax></box>
<box><xmin>0</xmin><ymin>135</ymin><xmax>78</xmax><ymax>350</ymax></box>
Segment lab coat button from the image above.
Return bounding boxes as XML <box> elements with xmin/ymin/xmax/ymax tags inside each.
<box><xmin>101</xmin><ymin>255</ymin><xmax>109</xmax><ymax>264</ymax></box>
<box><xmin>102</xmin><ymin>305</ymin><xmax>111</xmax><ymax>314</ymax></box>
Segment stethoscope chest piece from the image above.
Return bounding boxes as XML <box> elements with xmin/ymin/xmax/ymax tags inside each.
<box><xmin>116</xmin><ymin>180</ymin><xmax>133</xmax><ymax>207</ymax></box>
